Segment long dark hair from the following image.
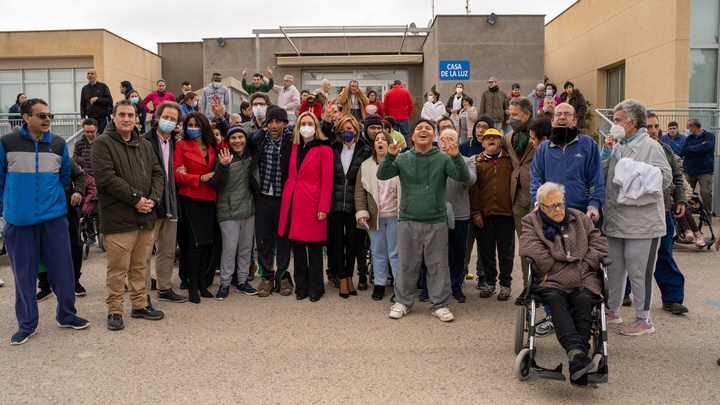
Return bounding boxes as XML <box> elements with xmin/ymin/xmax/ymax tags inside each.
<box><xmin>15</xmin><ymin>93</ymin><xmax>25</xmax><ymax>104</ymax></box>
<box><xmin>182</xmin><ymin>112</ymin><xmax>216</xmax><ymax>146</ymax></box>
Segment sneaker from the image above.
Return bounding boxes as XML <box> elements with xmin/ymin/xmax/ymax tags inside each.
<box><xmin>453</xmin><ymin>291</ymin><xmax>467</xmax><ymax>303</ymax></box>
<box><xmin>107</xmin><ymin>314</ymin><xmax>124</xmax><ymax>331</ymax></box>
<box><xmin>606</xmin><ymin>310</ymin><xmax>623</xmax><ymax>324</ymax></box>
<box><xmin>497</xmin><ymin>286</ymin><xmax>512</xmax><ymax>301</ymax></box>
<box><xmin>465</xmin><ymin>273</ymin><xmax>474</xmax><ymax>280</ymax></box>
<box><xmin>215</xmin><ymin>285</ymin><xmax>229</xmax><ymax>301</ymax></box>
<box><xmin>236</xmin><ymin>282</ymin><xmax>258</xmax><ymax>296</ymax></box>
<box><xmin>536</xmin><ymin>317</ymin><xmax>555</xmax><ymax>337</ymax></box>
<box><xmin>418</xmin><ymin>290</ymin><xmax>430</xmax><ymax>302</ymax></box>
<box><xmin>569</xmin><ymin>353</ymin><xmax>594</xmax><ymax>387</ymax></box>
<box><xmin>37</xmin><ymin>288</ymin><xmax>54</xmax><ymax>302</ymax></box>
<box><xmin>432</xmin><ymin>307</ymin><xmax>454</xmax><ymax>322</ymax></box>
<box><xmin>620</xmin><ymin>317</ymin><xmax>655</xmax><ymax>336</ymax></box>
<box><xmin>694</xmin><ymin>232</ymin><xmax>705</xmax><ymax>247</ymax></box>
<box><xmin>662</xmin><ymin>301</ymin><xmax>689</xmax><ymax>315</ymax></box>
<box><xmin>130</xmin><ymin>306</ymin><xmax>165</xmax><ymax>321</ymax></box>
<box><xmin>157</xmin><ymin>289</ymin><xmax>187</xmax><ymax>303</ymax></box>
<box><xmin>278</xmin><ymin>279</ymin><xmax>293</xmax><ymax>296</ymax></box>
<box><xmin>74</xmin><ymin>281</ymin><xmax>87</xmax><ymax>296</ymax></box>
<box><xmin>11</xmin><ymin>330</ymin><xmax>36</xmax><ymax>345</ymax></box>
<box><xmin>257</xmin><ymin>280</ymin><xmax>274</xmax><ymax>297</ymax></box>
<box><xmin>0</xmin><ymin>279</ymin><xmax>5</xmax><ymax>287</ymax></box>
<box><xmin>684</xmin><ymin>229</ymin><xmax>695</xmax><ymax>242</ymax></box>
<box><xmin>478</xmin><ymin>284</ymin><xmax>496</xmax><ymax>298</ymax></box>
<box><xmin>622</xmin><ymin>294</ymin><xmax>632</xmax><ymax>306</ymax></box>
<box><xmin>389</xmin><ymin>302</ymin><xmax>409</xmax><ymax>319</ymax></box>
<box><xmin>58</xmin><ymin>316</ymin><xmax>90</xmax><ymax>330</ymax></box>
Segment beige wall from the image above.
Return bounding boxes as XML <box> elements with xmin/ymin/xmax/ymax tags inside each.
<box><xmin>545</xmin><ymin>0</ymin><xmax>691</xmax><ymax>134</ymax></box>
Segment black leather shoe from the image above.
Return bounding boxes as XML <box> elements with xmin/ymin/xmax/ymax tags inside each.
<box><xmin>309</xmin><ymin>295</ymin><xmax>321</xmax><ymax>302</ymax></box>
<box><xmin>357</xmin><ymin>274</ymin><xmax>368</xmax><ymax>291</ymax></box>
<box><xmin>296</xmin><ymin>294</ymin><xmax>307</xmax><ymax>300</ymax></box>
<box><xmin>662</xmin><ymin>301</ymin><xmax>689</xmax><ymax>314</ymax></box>
<box><xmin>131</xmin><ymin>306</ymin><xmax>164</xmax><ymax>321</ymax></box>
<box><xmin>372</xmin><ymin>285</ymin><xmax>385</xmax><ymax>301</ymax></box>
<box><xmin>107</xmin><ymin>314</ymin><xmax>124</xmax><ymax>331</ymax></box>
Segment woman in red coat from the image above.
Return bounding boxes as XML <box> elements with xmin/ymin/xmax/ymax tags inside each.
<box><xmin>278</xmin><ymin>112</ymin><xmax>333</xmax><ymax>302</ymax></box>
<box><xmin>174</xmin><ymin>111</ymin><xmax>220</xmax><ymax>303</ymax></box>
<box><xmin>365</xmin><ymin>90</ymin><xmax>384</xmax><ymax>118</ymax></box>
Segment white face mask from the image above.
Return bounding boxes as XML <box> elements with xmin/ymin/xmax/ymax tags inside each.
<box><xmin>610</xmin><ymin>123</ymin><xmax>627</xmax><ymax>141</ymax></box>
<box><xmin>428</xmin><ymin>96</ymin><xmax>434</xmax><ymax>103</ymax></box>
<box><xmin>299</xmin><ymin>126</ymin><xmax>315</xmax><ymax>139</ymax></box>
<box><xmin>252</xmin><ymin>105</ymin><xmax>267</xmax><ymax>118</ymax></box>
<box><xmin>456</xmin><ymin>87</ymin><xmax>463</xmax><ymax>94</ymax></box>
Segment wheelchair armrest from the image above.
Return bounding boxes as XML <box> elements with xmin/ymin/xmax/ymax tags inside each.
<box><xmin>599</xmin><ymin>256</ymin><xmax>612</xmax><ymax>267</ymax></box>
<box><xmin>524</xmin><ymin>257</ymin><xmax>534</xmax><ymax>302</ymax></box>
<box><xmin>526</xmin><ymin>257</ymin><xmax>535</xmax><ymax>265</ymax></box>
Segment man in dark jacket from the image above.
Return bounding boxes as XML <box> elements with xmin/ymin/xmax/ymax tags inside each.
<box><xmin>143</xmin><ymin>101</ymin><xmax>186</xmax><ymax>304</ymax></box>
<box><xmin>679</xmin><ymin>118</ymin><xmax>715</xmax><ymax>213</ymax></box>
<box><xmin>92</xmin><ymin>99</ymin><xmax>165</xmax><ymax>331</ymax></box>
<box><xmin>560</xmin><ymin>82</ymin><xmax>588</xmax><ymax>130</ymax></box>
<box><xmin>80</xmin><ymin>69</ymin><xmax>113</xmax><ymax>134</ymax></box>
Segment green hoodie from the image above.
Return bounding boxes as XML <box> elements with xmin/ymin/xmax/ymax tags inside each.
<box><xmin>377</xmin><ymin>147</ymin><xmax>470</xmax><ymax>223</ymax></box>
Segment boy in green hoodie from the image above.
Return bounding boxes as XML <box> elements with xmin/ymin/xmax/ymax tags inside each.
<box><xmin>377</xmin><ymin>119</ymin><xmax>470</xmax><ymax>322</ymax></box>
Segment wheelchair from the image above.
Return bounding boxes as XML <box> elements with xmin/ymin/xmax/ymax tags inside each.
<box><xmin>674</xmin><ymin>193</ymin><xmax>715</xmax><ymax>250</ymax></box>
<box><xmin>79</xmin><ymin>198</ymin><xmax>104</xmax><ymax>259</ymax></box>
<box><xmin>514</xmin><ymin>256</ymin><xmax>612</xmax><ymax>384</ymax></box>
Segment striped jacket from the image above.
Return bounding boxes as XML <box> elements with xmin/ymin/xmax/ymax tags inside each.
<box><xmin>0</xmin><ymin>126</ymin><xmax>71</xmax><ymax>226</ymax></box>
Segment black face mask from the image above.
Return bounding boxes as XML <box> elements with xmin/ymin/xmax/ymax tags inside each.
<box><xmin>549</xmin><ymin>126</ymin><xmax>579</xmax><ymax>145</ymax></box>
<box><xmin>157</xmin><ymin>91</ymin><xmax>165</xmax><ymax>96</ymax></box>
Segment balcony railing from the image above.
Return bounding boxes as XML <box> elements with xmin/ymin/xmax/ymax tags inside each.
<box><xmin>0</xmin><ymin>112</ymin><xmax>84</xmax><ymax>140</ymax></box>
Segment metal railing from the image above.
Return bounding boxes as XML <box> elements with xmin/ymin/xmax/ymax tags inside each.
<box><xmin>0</xmin><ymin>112</ymin><xmax>84</xmax><ymax>140</ymax></box>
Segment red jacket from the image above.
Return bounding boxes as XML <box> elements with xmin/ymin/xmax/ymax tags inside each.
<box><xmin>174</xmin><ymin>138</ymin><xmax>217</xmax><ymax>201</ymax></box>
<box><xmin>382</xmin><ymin>84</ymin><xmax>414</xmax><ymax>120</ymax></box>
<box><xmin>298</xmin><ymin>102</ymin><xmax>323</xmax><ymax>121</ymax></box>
<box><xmin>142</xmin><ymin>91</ymin><xmax>176</xmax><ymax>115</ymax></box>
<box><xmin>278</xmin><ymin>143</ymin><xmax>333</xmax><ymax>242</ymax></box>
<box><xmin>365</xmin><ymin>100</ymin><xmax>384</xmax><ymax>118</ymax></box>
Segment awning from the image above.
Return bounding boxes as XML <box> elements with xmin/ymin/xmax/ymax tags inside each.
<box><xmin>276</xmin><ymin>54</ymin><xmax>423</xmax><ymax>66</ymax></box>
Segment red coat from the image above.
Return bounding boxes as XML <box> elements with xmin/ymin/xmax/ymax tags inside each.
<box><xmin>382</xmin><ymin>84</ymin><xmax>414</xmax><ymax>120</ymax></box>
<box><xmin>365</xmin><ymin>100</ymin><xmax>384</xmax><ymax>118</ymax></box>
<box><xmin>278</xmin><ymin>143</ymin><xmax>333</xmax><ymax>242</ymax></box>
<box><xmin>298</xmin><ymin>102</ymin><xmax>323</xmax><ymax>120</ymax></box>
<box><xmin>174</xmin><ymin>138</ymin><xmax>217</xmax><ymax>201</ymax></box>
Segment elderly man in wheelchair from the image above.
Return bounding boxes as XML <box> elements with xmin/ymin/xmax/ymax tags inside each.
<box><xmin>517</xmin><ymin>182</ymin><xmax>610</xmax><ymax>387</ymax></box>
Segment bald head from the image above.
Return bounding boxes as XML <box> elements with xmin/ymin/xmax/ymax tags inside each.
<box><xmin>438</xmin><ymin>129</ymin><xmax>459</xmax><ymax>152</ymax></box>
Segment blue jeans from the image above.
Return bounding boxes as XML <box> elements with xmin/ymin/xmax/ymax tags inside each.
<box><xmin>395</xmin><ymin>120</ymin><xmax>410</xmax><ymax>147</ymax></box>
<box><xmin>368</xmin><ymin>216</ymin><xmax>399</xmax><ymax>286</ymax></box>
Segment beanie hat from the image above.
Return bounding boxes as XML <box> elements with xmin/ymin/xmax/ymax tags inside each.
<box><xmin>477</xmin><ymin>114</ymin><xmax>495</xmax><ymax>129</ymax></box>
<box><xmin>225</xmin><ymin>125</ymin><xmax>247</xmax><ymax>142</ymax></box>
<box><xmin>265</xmin><ymin>106</ymin><xmax>288</xmax><ymax>123</ymax></box>
<box><xmin>364</xmin><ymin>114</ymin><xmax>383</xmax><ymax>128</ymax></box>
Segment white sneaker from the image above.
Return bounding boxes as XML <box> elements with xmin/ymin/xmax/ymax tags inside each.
<box><xmin>0</xmin><ymin>279</ymin><xmax>4</xmax><ymax>287</ymax></box>
<box><xmin>432</xmin><ymin>307</ymin><xmax>454</xmax><ymax>322</ymax></box>
<box><xmin>389</xmin><ymin>303</ymin><xmax>408</xmax><ymax>319</ymax></box>
<box><xmin>694</xmin><ymin>232</ymin><xmax>705</xmax><ymax>247</ymax></box>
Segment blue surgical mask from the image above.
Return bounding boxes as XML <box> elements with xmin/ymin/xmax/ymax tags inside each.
<box><xmin>545</xmin><ymin>90</ymin><xmax>553</xmax><ymax>97</ymax></box>
<box><xmin>130</xmin><ymin>97</ymin><xmax>140</xmax><ymax>104</ymax></box>
<box><xmin>191</xmin><ymin>100</ymin><xmax>198</xmax><ymax>108</ymax></box>
<box><xmin>185</xmin><ymin>128</ymin><xmax>203</xmax><ymax>139</ymax></box>
<box><xmin>686</xmin><ymin>129</ymin><xmax>692</xmax><ymax>136</ymax></box>
<box><xmin>212</xmin><ymin>82</ymin><xmax>221</xmax><ymax>89</ymax></box>
<box><xmin>158</xmin><ymin>119</ymin><xmax>176</xmax><ymax>134</ymax></box>
<box><xmin>340</xmin><ymin>130</ymin><xmax>355</xmax><ymax>143</ymax></box>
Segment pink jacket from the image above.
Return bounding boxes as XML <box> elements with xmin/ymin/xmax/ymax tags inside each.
<box><xmin>142</xmin><ymin>91</ymin><xmax>176</xmax><ymax>115</ymax></box>
<box><xmin>278</xmin><ymin>143</ymin><xmax>334</xmax><ymax>242</ymax></box>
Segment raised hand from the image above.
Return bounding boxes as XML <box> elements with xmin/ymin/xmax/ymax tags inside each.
<box><xmin>211</xmin><ymin>95</ymin><xmax>226</xmax><ymax>119</ymax></box>
<box><xmin>218</xmin><ymin>148</ymin><xmax>232</xmax><ymax>166</ymax></box>
<box><xmin>242</xmin><ymin>68</ymin><xmax>248</xmax><ymax>78</ymax></box>
<box><xmin>267</xmin><ymin>67</ymin><xmax>273</xmax><ymax>77</ymax></box>
<box><xmin>387</xmin><ymin>142</ymin><xmax>400</xmax><ymax>156</ymax></box>
<box><xmin>443</xmin><ymin>138</ymin><xmax>459</xmax><ymax>157</ymax></box>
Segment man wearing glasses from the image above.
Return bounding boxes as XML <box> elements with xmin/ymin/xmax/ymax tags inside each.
<box><xmin>242</xmin><ymin>92</ymin><xmax>271</xmax><ymax>136</ymax></box>
<box><xmin>529</xmin><ymin>102</ymin><xmax>604</xmax><ymax>336</ymax></box>
<box><xmin>0</xmin><ymin>98</ymin><xmax>90</xmax><ymax>345</ymax></box>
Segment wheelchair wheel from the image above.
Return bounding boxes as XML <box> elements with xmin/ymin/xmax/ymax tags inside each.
<box><xmin>514</xmin><ymin>348</ymin><xmax>531</xmax><ymax>381</ymax></box>
<box><xmin>514</xmin><ymin>305</ymin><xmax>526</xmax><ymax>354</ymax></box>
<box><xmin>98</xmin><ymin>233</ymin><xmax>105</xmax><ymax>252</ymax></box>
<box><xmin>83</xmin><ymin>243</ymin><xmax>89</xmax><ymax>260</ymax></box>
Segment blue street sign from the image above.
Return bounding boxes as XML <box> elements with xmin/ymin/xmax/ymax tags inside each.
<box><xmin>439</xmin><ymin>60</ymin><xmax>470</xmax><ymax>80</ymax></box>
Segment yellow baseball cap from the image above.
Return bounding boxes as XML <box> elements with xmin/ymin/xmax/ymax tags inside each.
<box><xmin>479</xmin><ymin>128</ymin><xmax>502</xmax><ymax>140</ymax></box>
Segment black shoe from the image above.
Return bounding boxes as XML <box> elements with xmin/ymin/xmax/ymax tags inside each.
<box><xmin>328</xmin><ymin>274</ymin><xmax>340</xmax><ymax>288</ymax></box>
<box><xmin>622</xmin><ymin>294</ymin><xmax>632</xmax><ymax>307</ymax></box>
<box><xmin>37</xmin><ymin>288</ymin><xmax>54</xmax><ymax>302</ymax></box>
<box><xmin>569</xmin><ymin>353</ymin><xmax>594</xmax><ymax>387</ymax></box>
<box><xmin>418</xmin><ymin>290</ymin><xmax>429</xmax><ymax>302</ymax></box>
<box><xmin>157</xmin><ymin>289</ymin><xmax>187</xmax><ymax>303</ymax></box>
<box><xmin>453</xmin><ymin>291</ymin><xmax>467</xmax><ymax>303</ymax></box>
<box><xmin>150</xmin><ymin>278</ymin><xmax>157</xmax><ymax>291</ymax></box>
<box><xmin>296</xmin><ymin>294</ymin><xmax>308</xmax><ymax>300</ymax></box>
<box><xmin>74</xmin><ymin>281</ymin><xmax>87</xmax><ymax>296</ymax></box>
<box><xmin>107</xmin><ymin>314</ymin><xmax>124</xmax><ymax>331</ymax></box>
<box><xmin>131</xmin><ymin>306</ymin><xmax>165</xmax><ymax>320</ymax></box>
<box><xmin>662</xmin><ymin>301</ymin><xmax>689</xmax><ymax>314</ymax></box>
<box><xmin>309</xmin><ymin>295</ymin><xmax>321</xmax><ymax>302</ymax></box>
<box><xmin>390</xmin><ymin>294</ymin><xmax>396</xmax><ymax>303</ymax></box>
<box><xmin>357</xmin><ymin>274</ymin><xmax>368</xmax><ymax>291</ymax></box>
<box><xmin>372</xmin><ymin>285</ymin><xmax>385</xmax><ymax>301</ymax></box>
<box><xmin>179</xmin><ymin>279</ymin><xmax>189</xmax><ymax>290</ymax></box>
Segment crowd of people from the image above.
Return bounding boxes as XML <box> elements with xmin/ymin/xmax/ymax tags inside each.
<box><xmin>1</xmin><ymin>69</ymin><xmax>718</xmax><ymax>381</ymax></box>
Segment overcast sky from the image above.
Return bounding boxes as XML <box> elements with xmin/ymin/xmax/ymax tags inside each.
<box><xmin>2</xmin><ymin>0</ymin><xmax>577</xmax><ymax>53</ymax></box>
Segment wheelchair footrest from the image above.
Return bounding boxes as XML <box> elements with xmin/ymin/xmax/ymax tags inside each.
<box><xmin>587</xmin><ymin>373</ymin><xmax>608</xmax><ymax>384</ymax></box>
<box><xmin>529</xmin><ymin>363</ymin><xmax>567</xmax><ymax>381</ymax></box>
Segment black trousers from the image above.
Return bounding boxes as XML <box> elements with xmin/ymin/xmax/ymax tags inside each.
<box><xmin>292</xmin><ymin>240</ymin><xmax>325</xmax><ymax>297</ymax></box>
<box><xmin>328</xmin><ymin>212</ymin><xmax>361</xmax><ymax>279</ymax></box>
<box><xmin>39</xmin><ymin>211</ymin><xmax>82</xmax><ymax>290</ymax></box>
<box><xmin>476</xmin><ymin>215</ymin><xmax>515</xmax><ymax>287</ymax></box>
<box><xmin>536</xmin><ymin>287</ymin><xmax>597</xmax><ymax>354</ymax></box>
<box><xmin>255</xmin><ymin>194</ymin><xmax>291</xmax><ymax>281</ymax></box>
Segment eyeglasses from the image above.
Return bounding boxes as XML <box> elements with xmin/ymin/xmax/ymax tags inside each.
<box><xmin>540</xmin><ymin>202</ymin><xmax>566</xmax><ymax>211</ymax></box>
<box><xmin>251</xmin><ymin>102</ymin><xmax>267</xmax><ymax>107</ymax></box>
<box><xmin>476</xmin><ymin>125</ymin><xmax>490</xmax><ymax>131</ymax></box>
<box><xmin>28</xmin><ymin>113</ymin><xmax>54</xmax><ymax>120</ymax></box>
<box><xmin>554</xmin><ymin>112</ymin><xmax>574</xmax><ymax>118</ymax></box>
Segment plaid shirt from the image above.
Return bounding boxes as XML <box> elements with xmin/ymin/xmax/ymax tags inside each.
<box><xmin>73</xmin><ymin>136</ymin><xmax>94</xmax><ymax>176</ymax></box>
<box><xmin>259</xmin><ymin>134</ymin><xmax>283</xmax><ymax>196</ymax></box>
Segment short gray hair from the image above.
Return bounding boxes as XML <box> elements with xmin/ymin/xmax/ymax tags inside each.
<box><xmin>536</xmin><ymin>182</ymin><xmax>565</xmax><ymax>205</ymax></box>
<box><xmin>613</xmin><ymin>99</ymin><xmax>646</xmax><ymax>129</ymax></box>
<box><xmin>536</xmin><ymin>83</ymin><xmax>545</xmax><ymax>90</ymax></box>
<box><xmin>321</xmin><ymin>79</ymin><xmax>331</xmax><ymax>86</ymax></box>
<box><xmin>509</xmin><ymin>97</ymin><xmax>533</xmax><ymax>114</ymax></box>
<box><xmin>228</xmin><ymin>113</ymin><xmax>241</xmax><ymax>122</ymax></box>
<box><xmin>687</xmin><ymin>118</ymin><xmax>702</xmax><ymax>128</ymax></box>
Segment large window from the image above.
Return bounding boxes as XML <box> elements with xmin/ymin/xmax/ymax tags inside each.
<box><xmin>0</xmin><ymin>68</ymin><xmax>90</xmax><ymax>113</ymax></box>
<box><xmin>606</xmin><ymin>65</ymin><xmax>625</xmax><ymax>108</ymax></box>
<box><xmin>302</xmin><ymin>70</ymin><xmax>408</xmax><ymax>101</ymax></box>
<box><xmin>689</xmin><ymin>0</ymin><xmax>720</xmax><ymax>107</ymax></box>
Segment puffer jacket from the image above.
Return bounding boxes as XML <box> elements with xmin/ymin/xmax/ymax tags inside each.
<box><xmin>209</xmin><ymin>144</ymin><xmax>260</xmax><ymax>222</ymax></box>
<box><xmin>330</xmin><ymin>141</ymin><xmax>371</xmax><ymax>213</ymax></box>
<box><xmin>659</xmin><ymin>141</ymin><xmax>687</xmax><ymax>211</ymax></box>
<box><xmin>91</xmin><ymin>121</ymin><xmax>164</xmax><ymax>234</ymax></box>
<box><xmin>519</xmin><ymin>208</ymin><xmax>608</xmax><ymax>297</ymax></box>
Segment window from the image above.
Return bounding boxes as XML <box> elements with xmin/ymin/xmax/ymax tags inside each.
<box><xmin>606</xmin><ymin>65</ymin><xmax>625</xmax><ymax>108</ymax></box>
<box><xmin>302</xmin><ymin>70</ymin><xmax>408</xmax><ymax>101</ymax></box>
<box><xmin>0</xmin><ymin>68</ymin><xmax>91</xmax><ymax>113</ymax></box>
<box><xmin>689</xmin><ymin>49</ymin><xmax>718</xmax><ymax>104</ymax></box>
<box><xmin>689</xmin><ymin>0</ymin><xmax>720</xmax><ymax>107</ymax></box>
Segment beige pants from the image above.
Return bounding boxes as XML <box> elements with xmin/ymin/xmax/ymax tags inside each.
<box><xmin>105</xmin><ymin>229</ymin><xmax>154</xmax><ymax>314</ymax></box>
<box><xmin>145</xmin><ymin>219</ymin><xmax>178</xmax><ymax>291</ymax></box>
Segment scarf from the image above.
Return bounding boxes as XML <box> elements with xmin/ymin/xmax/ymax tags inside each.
<box><xmin>549</xmin><ymin>126</ymin><xmax>579</xmax><ymax>146</ymax></box>
<box><xmin>488</xmin><ymin>86</ymin><xmax>499</xmax><ymax>93</ymax></box>
<box><xmin>538</xmin><ymin>208</ymin><xmax>569</xmax><ymax>244</ymax></box>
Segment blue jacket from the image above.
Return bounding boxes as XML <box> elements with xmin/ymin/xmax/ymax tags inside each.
<box><xmin>661</xmin><ymin>133</ymin><xmax>686</xmax><ymax>156</ymax></box>
<box><xmin>530</xmin><ymin>134</ymin><xmax>604</xmax><ymax>211</ymax></box>
<box><xmin>679</xmin><ymin>129</ymin><xmax>715</xmax><ymax>175</ymax></box>
<box><xmin>0</xmin><ymin>126</ymin><xmax>71</xmax><ymax>226</ymax></box>
<box><xmin>459</xmin><ymin>137</ymin><xmax>484</xmax><ymax>158</ymax></box>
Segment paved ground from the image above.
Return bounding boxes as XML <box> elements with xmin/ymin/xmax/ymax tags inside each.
<box><xmin>1</xmin><ymin>220</ymin><xmax>719</xmax><ymax>404</ymax></box>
